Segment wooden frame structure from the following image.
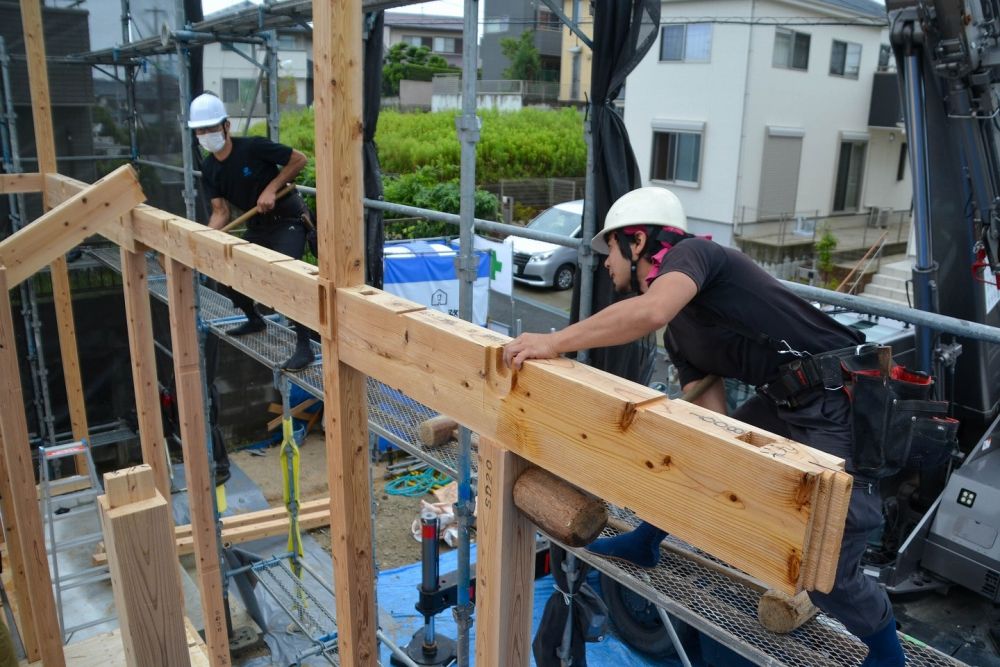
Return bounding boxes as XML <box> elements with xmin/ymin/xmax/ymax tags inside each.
<box><xmin>0</xmin><ymin>0</ymin><xmax>853</xmax><ymax>664</ymax></box>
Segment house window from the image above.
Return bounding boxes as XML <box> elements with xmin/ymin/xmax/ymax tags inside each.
<box><xmin>484</xmin><ymin>17</ymin><xmax>509</xmax><ymax>34</ymax></box>
<box><xmin>221</xmin><ymin>78</ymin><xmax>240</xmax><ymax>104</ymax></box>
<box><xmin>833</xmin><ymin>139</ymin><xmax>867</xmax><ymax>212</ymax></box>
<box><xmin>773</xmin><ymin>28</ymin><xmax>810</xmax><ymax>71</ymax></box>
<box><xmin>830</xmin><ymin>40</ymin><xmax>862</xmax><ymax>78</ymax></box>
<box><xmin>222</xmin><ymin>78</ymin><xmax>264</xmax><ymax>106</ymax></box>
<box><xmin>277</xmin><ymin>33</ymin><xmax>298</xmax><ymax>50</ymax></box>
<box><xmin>402</xmin><ymin>35</ymin><xmax>432</xmax><ymax>49</ymax></box>
<box><xmin>897</xmin><ymin>142</ymin><xmax>908</xmax><ymax>181</ymax></box>
<box><xmin>651</xmin><ymin>130</ymin><xmax>702</xmax><ymax>185</ymax></box>
<box><xmin>878</xmin><ymin>44</ymin><xmax>892</xmax><ymax>71</ymax></box>
<box><xmin>433</xmin><ymin>36</ymin><xmax>462</xmax><ymax>54</ymax></box>
<box><xmin>536</xmin><ymin>8</ymin><xmax>561</xmax><ymax>31</ymax></box>
<box><xmin>659</xmin><ymin>24</ymin><xmax>712</xmax><ymax>62</ymax></box>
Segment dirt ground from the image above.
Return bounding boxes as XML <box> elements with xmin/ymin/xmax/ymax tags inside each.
<box><xmin>229</xmin><ymin>431</ymin><xmax>450</xmax><ymax>571</ymax></box>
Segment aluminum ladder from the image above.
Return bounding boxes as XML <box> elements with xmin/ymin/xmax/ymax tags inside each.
<box><xmin>37</xmin><ymin>440</ymin><xmax>115</xmax><ymax>642</ymax></box>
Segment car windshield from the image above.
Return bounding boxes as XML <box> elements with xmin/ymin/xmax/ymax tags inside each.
<box><xmin>527</xmin><ymin>207</ymin><xmax>581</xmax><ymax>237</ymax></box>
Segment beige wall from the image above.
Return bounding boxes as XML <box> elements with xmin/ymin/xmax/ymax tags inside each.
<box><xmin>558</xmin><ymin>0</ymin><xmax>593</xmax><ymax>102</ymax></box>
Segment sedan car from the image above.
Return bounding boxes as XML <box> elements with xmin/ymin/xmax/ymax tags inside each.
<box><xmin>508</xmin><ymin>200</ymin><xmax>582</xmax><ymax>290</ymax></box>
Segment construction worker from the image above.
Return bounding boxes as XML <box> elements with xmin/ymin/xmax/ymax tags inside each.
<box><xmin>188</xmin><ymin>92</ymin><xmax>315</xmax><ymax>371</ymax></box>
<box><xmin>503</xmin><ymin>187</ymin><xmax>905</xmax><ymax>667</ymax></box>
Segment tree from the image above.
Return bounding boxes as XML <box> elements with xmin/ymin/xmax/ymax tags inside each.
<box><xmin>382</xmin><ymin>43</ymin><xmax>455</xmax><ymax>95</ymax></box>
<box><xmin>500</xmin><ymin>31</ymin><xmax>541</xmax><ymax>80</ymax></box>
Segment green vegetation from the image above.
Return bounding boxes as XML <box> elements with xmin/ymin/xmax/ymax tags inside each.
<box><xmin>815</xmin><ymin>228</ymin><xmax>839</xmax><ymax>289</ymax></box>
<box><xmin>500</xmin><ymin>31</ymin><xmax>541</xmax><ymax>81</ymax></box>
<box><xmin>382</xmin><ymin>43</ymin><xmax>459</xmax><ymax>96</ymax></box>
<box><xmin>383</xmin><ymin>167</ymin><xmax>499</xmax><ymax>239</ymax></box>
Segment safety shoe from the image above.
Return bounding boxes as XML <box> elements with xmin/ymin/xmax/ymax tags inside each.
<box><xmin>585</xmin><ymin>521</ymin><xmax>667</xmax><ymax>569</ymax></box>
<box><xmin>281</xmin><ymin>340</ymin><xmax>315</xmax><ymax>371</ymax></box>
<box><xmin>227</xmin><ymin>316</ymin><xmax>266</xmax><ymax>337</ymax></box>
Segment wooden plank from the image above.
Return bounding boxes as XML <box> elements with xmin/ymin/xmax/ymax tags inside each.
<box><xmin>163</xmin><ymin>259</ymin><xmax>230</xmax><ymax>667</ymax></box>
<box><xmin>475</xmin><ymin>438</ymin><xmax>535</xmax><ymax>666</ymax></box>
<box><xmin>0</xmin><ymin>164</ymin><xmax>144</xmax><ymax>286</ymax></box>
<box><xmin>93</xmin><ymin>502</ymin><xmax>333</xmax><ymax>565</ymax></box>
<box><xmin>335</xmin><ymin>286</ymin><xmax>852</xmax><ymax>594</ymax></box>
<box><xmin>121</xmin><ymin>247</ymin><xmax>171</xmax><ymax>498</ymax></box>
<box><xmin>0</xmin><ymin>173</ymin><xmax>42</xmax><ymax>194</ymax></box>
<box><xmin>97</xmin><ymin>465</ymin><xmax>190</xmax><ymax>667</ymax></box>
<box><xmin>0</xmin><ymin>429</ymin><xmax>39</xmax><ymax>661</ymax></box>
<box><xmin>0</xmin><ymin>269</ymin><xmax>63</xmax><ymax>665</ymax></box>
<box><xmin>20</xmin><ymin>620</ymin><xmax>211</xmax><ymax>667</ymax></box>
<box><xmin>314</xmin><ymin>0</ymin><xmax>378</xmax><ymax>663</ymax></box>
<box><xmin>49</xmin><ymin>256</ymin><xmax>91</xmax><ymax>475</ymax></box>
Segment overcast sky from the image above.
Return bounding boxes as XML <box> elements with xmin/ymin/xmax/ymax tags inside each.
<box><xmin>202</xmin><ymin>0</ymin><xmax>466</xmax><ymax>17</ymax></box>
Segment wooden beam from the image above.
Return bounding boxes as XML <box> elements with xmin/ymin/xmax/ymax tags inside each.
<box><xmin>314</xmin><ymin>0</ymin><xmax>378</xmax><ymax>662</ymax></box>
<box><xmin>475</xmin><ymin>438</ymin><xmax>535</xmax><ymax>666</ymax></box>
<box><xmin>334</xmin><ymin>286</ymin><xmax>853</xmax><ymax>595</ymax></box>
<box><xmin>0</xmin><ymin>429</ymin><xmax>39</xmax><ymax>661</ymax></box>
<box><xmin>0</xmin><ymin>164</ymin><xmax>144</xmax><ymax>287</ymax></box>
<box><xmin>19</xmin><ymin>0</ymin><xmax>55</xmax><ymax>175</ymax></box>
<box><xmin>0</xmin><ymin>268</ymin><xmax>63</xmax><ymax>665</ymax></box>
<box><xmin>97</xmin><ymin>465</ymin><xmax>190</xmax><ymax>667</ymax></box>
<box><xmin>163</xmin><ymin>259</ymin><xmax>230</xmax><ymax>667</ymax></box>
<box><xmin>0</xmin><ymin>173</ymin><xmax>42</xmax><ymax>194</ymax></box>
<box><xmin>120</xmin><ymin>246</ymin><xmax>171</xmax><ymax>498</ymax></box>
<box><xmin>93</xmin><ymin>499</ymin><xmax>333</xmax><ymax>565</ymax></box>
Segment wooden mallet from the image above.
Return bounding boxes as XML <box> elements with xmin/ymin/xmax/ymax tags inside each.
<box><xmin>220</xmin><ymin>183</ymin><xmax>297</xmax><ymax>234</ymax></box>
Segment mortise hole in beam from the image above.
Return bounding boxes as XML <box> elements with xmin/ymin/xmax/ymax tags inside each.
<box><xmin>736</xmin><ymin>431</ymin><xmax>776</xmax><ymax>447</ymax></box>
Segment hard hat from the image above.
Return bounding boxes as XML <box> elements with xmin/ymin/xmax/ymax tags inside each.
<box><xmin>590</xmin><ymin>187</ymin><xmax>687</xmax><ymax>254</ymax></box>
<box><xmin>188</xmin><ymin>93</ymin><xmax>227</xmax><ymax>129</ymax></box>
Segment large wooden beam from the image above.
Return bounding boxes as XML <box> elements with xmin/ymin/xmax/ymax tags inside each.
<box><xmin>163</xmin><ymin>259</ymin><xmax>230</xmax><ymax>667</ymax></box>
<box><xmin>120</xmin><ymin>246</ymin><xmax>171</xmax><ymax>498</ymax></box>
<box><xmin>0</xmin><ymin>164</ymin><xmax>144</xmax><ymax>287</ymax></box>
<box><xmin>97</xmin><ymin>465</ymin><xmax>190</xmax><ymax>667</ymax></box>
<box><xmin>314</xmin><ymin>0</ymin><xmax>378</xmax><ymax>662</ymax></box>
<box><xmin>0</xmin><ymin>173</ymin><xmax>42</xmax><ymax>194</ymax></box>
<box><xmin>0</xmin><ymin>268</ymin><xmax>63</xmax><ymax>665</ymax></box>
<box><xmin>475</xmin><ymin>438</ymin><xmax>535</xmax><ymax>665</ymax></box>
<box><xmin>334</xmin><ymin>287</ymin><xmax>852</xmax><ymax>595</ymax></box>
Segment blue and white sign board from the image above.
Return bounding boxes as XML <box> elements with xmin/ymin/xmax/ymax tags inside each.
<box><xmin>474</xmin><ymin>235</ymin><xmax>513</xmax><ymax>297</ymax></box>
<box><xmin>383</xmin><ymin>239</ymin><xmax>490</xmax><ymax>326</ymax></box>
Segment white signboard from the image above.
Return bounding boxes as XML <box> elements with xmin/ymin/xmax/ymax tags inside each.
<box><xmin>986</xmin><ymin>265</ymin><xmax>999</xmax><ymax>314</ymax></box>
<box><xmin>474</xmin><ymin>235</ymin><xmax>513</xmax><ymax>297</ymax></box>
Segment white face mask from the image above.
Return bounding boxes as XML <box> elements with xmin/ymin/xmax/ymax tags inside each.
<box><xmin>198</xmin><ymin>131</ymin><xmax>226</xmax><ymax>153</ymax></box>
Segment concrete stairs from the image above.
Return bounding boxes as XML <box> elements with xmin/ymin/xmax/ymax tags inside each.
<box><xmin>860</xmin><ymin>256</ymin><xmax>913</xmax><ymax>305</ymax></box>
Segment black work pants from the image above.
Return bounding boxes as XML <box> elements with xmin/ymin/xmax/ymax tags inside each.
<box><xmin>228</xmin><ymin>218</ymin><xmax>311</xmax><ymax>343</ymax></box>
<box><xmin>733</xmin><ymin>390</ymin><xmax>893</xmax><ymax>638</ymax></box>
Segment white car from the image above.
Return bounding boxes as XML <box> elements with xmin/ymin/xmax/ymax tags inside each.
<box><xmin>508</xmin><ymin>200</ymin><xmax>582</xmax><ymax>290</ymax></box>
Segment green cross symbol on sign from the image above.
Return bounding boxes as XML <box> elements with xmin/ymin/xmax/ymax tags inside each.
<box><xmin>489</xmin><ymin>250</ymin><xmax>503</xmax><ymax>281</ymax></box>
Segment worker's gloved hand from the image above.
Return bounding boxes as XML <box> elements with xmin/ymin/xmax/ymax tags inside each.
<box><xmin>585</xmin><ymin>521</ymin><xmax>667</xmax><ymax>569</ymax></box>
<box><xmin>859</xmin><ymin>616</ymin><xmax>905</xmax><ymax>667</ymax></box>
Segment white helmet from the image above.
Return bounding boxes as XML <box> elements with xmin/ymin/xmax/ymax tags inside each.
<box><xmin>590</xmin><ymin>187</ymin><xmax>687</xmax><ymax>254</ymax></box>
<box><xmin>188</xmin><ymin>93</ymin><xmax>227</xmax><ymax>129</ymax></box>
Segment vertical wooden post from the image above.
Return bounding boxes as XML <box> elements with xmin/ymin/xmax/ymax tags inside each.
<box><xmin>314</xmin><ymin>0</ymin><xmax>378</xmax><ymax>662</ymax></box>
<box><xmin>475</xmin><ymin>438</ymin><xmax>535</xmax><ymax>666</ymax></box>
<box><xmin>19</xmin><ymin>0</ymin><xmax>90</xmax><ymax>474</ymax></box>
<box><xmin>163</xmin><ymin>259</ymin><xmax>230</xmax><ymax>667</ymax></box>
<box><xmin>0</xmin><ymin>268</ymin><xmax>64</xmax><ymax>665</ymax></box>
<box><xmin>0</xmin><ymin>429</ymin><xmax>39</xmax><ymax>661</ymax></box>
<box><xmin>121</xmin><ymin>246</ymin><xmax>171</xmax><ymax>499</ymax></box>
<box><xmin>98</xmin><ymin>465</ymin><xmax>190</xmax><ymax>667</ymax></box>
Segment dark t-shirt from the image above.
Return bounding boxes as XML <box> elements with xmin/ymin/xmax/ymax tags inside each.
<box><xmin>201</xmin><ymin>136</ymin><xmax>302</xmax><ymax>219</ymax></box>
<box><xmin>660</xmin><ymin>238</ymin><xmax>864</xmax><ymax>388</ymax></box>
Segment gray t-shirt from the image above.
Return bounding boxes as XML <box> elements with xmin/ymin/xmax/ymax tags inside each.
<box><xmin>660</xmin><ymin>238</ymin><xmax>864</xmax><ymax>387</ymax></box>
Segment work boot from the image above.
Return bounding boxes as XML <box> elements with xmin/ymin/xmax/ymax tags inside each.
<box><xmin>585</xmin><ymin>521</ymin><xmax>667</xmax><ymax>569</ymax></box>
<box><xmin>281</xmin><ymin>332</ymin><xmax>315</xmax><ymax>371</ymax></box>
<box><xmin>859</xmin><ymin>616</ymin><xmax>905</xmax><ymax>667</ymax></box>
<box><xmin>227</xmin><ymin>310</ymin><xmax>265</xmax><ymax>337</ymax></box>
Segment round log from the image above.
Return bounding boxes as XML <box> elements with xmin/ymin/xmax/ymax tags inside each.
<box><xmin>418</xmin><ymin>415</ymin><xmax>459</xmax><ymax>447</ymax></box>
<box><xmin>512</xmin><ymin>467</ymin><xmax>607</xmax><ymax>547</ymax></box>
<box><xmin>757</xmin><ymin>589</ymin><xmax>818</xmax><ymax>634</ymax></box>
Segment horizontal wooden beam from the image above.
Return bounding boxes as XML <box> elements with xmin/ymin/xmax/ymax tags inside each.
<box><xmin>0</xmin><ymin>173</ymin><xmax>43</xmax><ymax>194</ymax></box>
<box><xmin>0</xmin><ymin>165</ymin><xmax>144</xmax><ymax>286</ymax></box>
<box><xmin>334</xmin><ymin>286</ymin><xmax>852</xmax><ymax>595</ymax></box>
<box><xmin>44</xmin><ymin>174</ymin><xmax>321</xmax><ymax>331</ymax></box>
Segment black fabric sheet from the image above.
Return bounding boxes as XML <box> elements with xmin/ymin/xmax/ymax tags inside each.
<box><xmin>363</xmin><ymin>11</ymin><xmax>385</xmax><ymax>288</ymax></box>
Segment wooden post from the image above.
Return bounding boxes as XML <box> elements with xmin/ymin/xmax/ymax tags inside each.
<box><xmin>475</xmin><ymin>438</ymin><xmax>535</xmax><ymax>666</ymax></box>
<box><xmin>97</xmin><ymin>465</ymin><xmax>190</xmax><ymax>667</ymax></box>
<box><xmin>121</xmin><ymin>246</ymin><xmax>171</xmax><ymax>499</ymax></box>
<box><xmin>314</xmin><ymin>0</ymin><xmax>378</xmax><ymax>662</ymax></box>
<box><xmin>0</xmin><ymin>428</ymin><xmax>39</xmax><ymax>661</ymax></box>
<box><xmin>163</xmin><ymin>258</ymin><xmax>230</xmax><ymax>667</ymax></box>
<box><xmin>19</xmin><ymin>0</ymin><xmax>91</xmax><ymax>475</ymax></box>
<box><xmin>0</xmin><ymin>268</ymin><xmax>64</xmax><ymax>665</ymax></box>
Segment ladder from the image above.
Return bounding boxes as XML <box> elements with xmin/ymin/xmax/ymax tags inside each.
<box><xmin>37</xmin><ymin>440</ymin><xmax>115</xmax><ymax>642</ymax></box>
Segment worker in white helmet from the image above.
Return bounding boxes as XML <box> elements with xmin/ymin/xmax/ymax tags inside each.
<box><xmin>504</xmin><ymin>187</ymin><xmax>905</xmax><ymax>667</ymax></box>
<box><xmin>188</xmin><ymin>92</ymin><xmax>314</xmax><ymax>371</ymax></box>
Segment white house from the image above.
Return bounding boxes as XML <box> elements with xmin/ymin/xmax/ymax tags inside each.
<box><xmin>624</xmin><ymin>0</ymin><xmax>910</xmax><ymax>246</ymax></box>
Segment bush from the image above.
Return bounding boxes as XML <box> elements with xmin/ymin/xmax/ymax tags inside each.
<box><xmin>383</xmin><ymin>167</ymin><xmax>498</xmax><ymax>239</ymax></box>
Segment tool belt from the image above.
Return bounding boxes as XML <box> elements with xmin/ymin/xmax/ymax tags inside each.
<box><xmin>760</xmin><ymin>343</ymin><xmax>957</xmax><ymax>478</ymax></box>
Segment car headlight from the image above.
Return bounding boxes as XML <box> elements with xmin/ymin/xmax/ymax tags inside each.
<box><xmin>531</xmin><ymin>251</ymin><xmax>555</xmax><ymax>262</ymax></box>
